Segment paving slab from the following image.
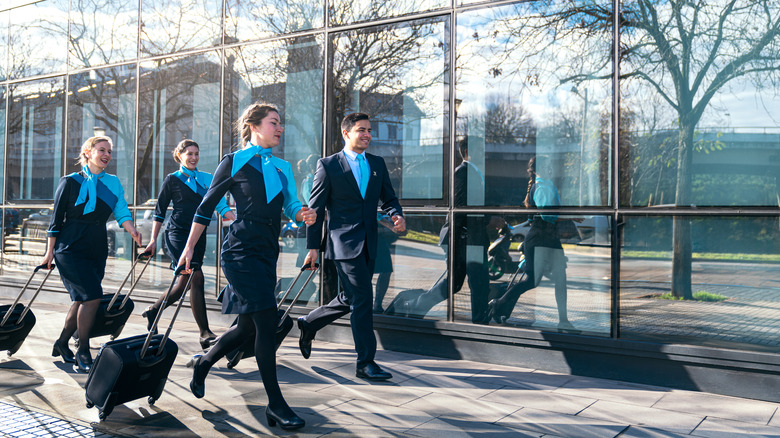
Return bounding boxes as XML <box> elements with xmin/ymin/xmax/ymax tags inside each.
<box><xmin>653</xmin><ymin>389</ymin><xmax>780</xmax><ymax>424</ymax></box>
<box><xmin>496</xmin><ymin>405</ymin><xmax>628</xmax><ymax>438</ymax></box>
<box><xmin>691</xmin><ymin>416</ymin><xmax>780</xmax><ymax>438</ymax></box>
<box><xmin>479</xmin><ymin>386</ymin><xmax>597</xmax><ymax>416</ymax></box>
<box><xmin>578</xmin><ymin>399</ymin><xmax>704</xmax><ymax>435</ymax></box>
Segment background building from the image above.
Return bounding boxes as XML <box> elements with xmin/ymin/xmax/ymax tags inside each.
<box><xmin>1</xmin><ymin>0</ymin><xmax>779</xmax><ymax>401</ymax></box>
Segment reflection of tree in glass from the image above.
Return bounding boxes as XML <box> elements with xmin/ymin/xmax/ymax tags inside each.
<box><xmin>482</xmin><ymin>96</ymin><xmax>536</xmax><ymax>146</ymax></box>
<box><xmin>140</xmin><ymin>0</ymin><xmax>222</xmax><ymax>56</ymax></box>
<box><xmin>69</xmin><ymin>0</ymin><xmax>137</xmax><ymax>67</ymax></box>
<box><xmin>329</xmin><ymin>0</ymin><xmax>446</xmax><ymax>26</ymax></box>
<box><xmin>330</xmin><ymin>18</ymin><xmax>446</xmax><ymax>134</ymax></box>
<box><xmin>226</xmin><ymin>0</ymin><xmax>321</xmax><ymax>40</ymax></box>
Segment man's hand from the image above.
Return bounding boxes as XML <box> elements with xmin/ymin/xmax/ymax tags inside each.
<box><xmin>298</xmin><ymin>206</ymin><xmax>317</xmax><ymax>226</ymax></box>
<box><xmin>392</xmin><ymin>215</ymin><xmax>406</xmax><ymax>233</ymax></box>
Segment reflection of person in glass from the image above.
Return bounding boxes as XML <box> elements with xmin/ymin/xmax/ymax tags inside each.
<box><xmin>143</xmin><ymin>139</ymin><xmax>236</xmax><ymax>350</ymax></box>
<box><xmin>43</xmin><ymin>136</ymin><xmax>142</xmax><ymax>373</ymax></box>
<box><xmin>487</xmin><ymin>157</ymin><xmax>574</xmax><ymax>331</ymax></box>
<box><xmin>373</xmin><ymin>212</ymin><xmax>403</xmax><ymax>313</ymax></box>
<box><xmin>407</xmin><ymin>138</ymin><xmax>499</xmax><ymax>324</ymax></box>
<box><xmin>179</xmin><ymin>103</ymin><xmax>315</xmax><ymax>431</ymax></box>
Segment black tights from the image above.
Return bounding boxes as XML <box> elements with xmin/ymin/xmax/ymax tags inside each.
<box><xmin>57</xmin><ymin>298</ymin><xmax>100</xmax><ymax>354</ymax></box>
<box><xmin>150</xmin><ymin>270</ymin><xmax>214</xmax><ymax>338</ymax></box>
<box><xmin>196</xmin><ymin>307</ymin><xmax>291</xmax><ymax>413</ymax></box>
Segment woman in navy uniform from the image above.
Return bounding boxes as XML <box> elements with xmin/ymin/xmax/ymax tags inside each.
<box><xmin>179</xmin><ymin>103</ymin><xmax>316</xmax><ymax>431</ymax></box>
<box><xmin>42</xmin><ymin>136</ymin><xmax>142</xmax><ymax>373</ymax></box>
<box><xmin>143</xmin><ymin>139</ymin><xmax>235</xmax><ymax>349</ymax></box>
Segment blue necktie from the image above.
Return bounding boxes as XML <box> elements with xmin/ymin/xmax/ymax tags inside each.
<box><xmin>180</xmin><ymin>166</ymin><xmax>199</xmax><ymax>193</ymax></box>
<box><xmin>357</xmin><ymin>154</ymin><xmax>369</xmax><ymax>198</ymax></box>
<box><xmin>75</xmin><ymin>167</ymin><xmax>105</xmax><ymax>214</ymax></box>
<box><xmin>232</xmin><ymin>142</ymin><xmax>282</xmax><ymax>203</ymax></box>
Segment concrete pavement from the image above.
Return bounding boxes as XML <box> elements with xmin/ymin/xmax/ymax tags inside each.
<box><xmin>1</xmin><ymin>301</ymin><xmax>780</xmax><ymax>437</ymax></box>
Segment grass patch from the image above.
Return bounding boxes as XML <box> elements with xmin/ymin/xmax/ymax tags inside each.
<box><xmin>657</xmin><ymin>291</ymin><xmax>728</xmax><ymax>302</ymax></box>
<box><xmin>400</xmin><ymin>230</ymin><xmax>439</xmax><ymax>245</ymax></box>
<box><xmin>622</xmin><ymin>250</ymin><xmax>780</xmax><ymax>263</ymax></box>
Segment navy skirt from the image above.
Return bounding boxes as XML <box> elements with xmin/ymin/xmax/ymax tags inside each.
<box><xmin>164</xmin><ymin>228</ymin><xmax>206</xmax><ymax>269</ymax></box>
<box><xmin>54</xmin><ymin>252</ymin><xmax>105</xmax><ymax>302</ymax></box>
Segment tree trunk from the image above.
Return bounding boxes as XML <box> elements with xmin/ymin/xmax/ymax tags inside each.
<box><xmin>672</xmin><ymin>123</ymin><xmax>694</xmax><ymax>299</ymax></box>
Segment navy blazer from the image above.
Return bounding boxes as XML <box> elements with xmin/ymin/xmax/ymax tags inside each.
<box><xmin>306</xmin><ymin>151</ymin><xmax>402</xmax><ymax>261</ymax></box>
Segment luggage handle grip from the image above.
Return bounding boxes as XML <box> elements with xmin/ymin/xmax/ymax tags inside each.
<box><xmin>140</xmin><ymin>263</ymin><xmax>200</xmax><ymax>359</ymax></box>
<box><xmin>278</xmin><ymin>264</ymin><xmax>320</xmax><ymax>324</ymax></box>
<box><xmin>108</xmin><ymin>244</ymin><xmax>155</xmax><ymax>310</ymax></box>
<box><xmin>1</xmin><ymin>264</ymin><xmax>57</xmax><ymax>327</ymax></box>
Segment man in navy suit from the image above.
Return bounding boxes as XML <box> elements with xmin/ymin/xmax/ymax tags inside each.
<box><xmin>300</xmin><ymin>113</ymin><xmax>405</xmax><ymax>381</ymax></box>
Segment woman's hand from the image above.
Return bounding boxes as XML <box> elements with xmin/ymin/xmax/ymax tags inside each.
<box><xmin>303</xmin><ymin>249</ymin><xmax>318</xmax><ymax>270</ymax></box>
<box><xmin>122</xmin><ymin>221</ymin><xmax>142</xmax><ymax>247</ymax></box>
<box><xmin>143</xmin><ymin>240</ymin><xmax>156</xmax><ymax>257</ymax></box>
<box><xmin>40</xmin><ymin>251</ymin><xmax>54</xmax><ymax>269</ymax></box>
<box><xmin>224</xmin><ymin>210</ymin><xmax>236</xmax><ymax>221</ymax></box>
<box><xmin>177</xmin><ymin>247</ymin><xmax>194</xmax><ymax>274</ymax></box>
<box><xmin>297</xmin><ymin>206</ymin><xmax>316</xmax><ymax>226</ymax></box>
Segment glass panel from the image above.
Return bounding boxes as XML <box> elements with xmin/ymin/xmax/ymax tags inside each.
<box><xmin>0</xmin><ymin>85</ymin><xmax>5</xmax><ymax>200</ymax></box>
<box><xmin>67</xmin><ymin>66</ymin><xmax>137</xmax><ymax>200</ymax></box>
<box><xmin>329</xmin><ymin>0</ymin><xmax>447</xmax><ymax>26</ymax></box>
<box><xmin>457</xmin><ymin>1</ymin><xmax>612</xmax><ymax>207</ymax></box>
<box><xmin>140</xmin><ymin>0</ymin><xmax>222</xmax><ymax>57</ymax></box>
<box><xmin>224</xmin><ymin>35</ymin><xmax>324</xmax><ymax>182</ymax></box>
<box><xmin>0</xmin><ymin>11</ymin><xmax>7</xmax><ymax>81</ymax></box>
<box><xmin>137</xmin><ymin>52</ymin><xmax>221</xmax><ymax>204</ymax></box>
<box><xmin>225</xmin><ymin>0</ymin><xmax>323</xmax><ymax>42</ymax></box>
<box><xmin>487</xmin><ymin>213</ymin><xmax>611</xmax><ymax>334</ymax></box>
<box><xmin>621</xmin><ymin>0</ymin><xmax>780</xmax><ymax>207</ymax></box>
<box><xmin>8</xmin><ymin>0</ymin><xmax>68</xmax><ymax>78</ymax></box>
<box><xmin>376</xmin><ymin>213</ymin><xmax>447</xmax><ymax>319</ymax></box>
<box><xmin>621</xmin><ymin>216</ymin><xmax>780</xmax><ymax>352</ymax></box>
<box><xmin>2</xmin><ymin>207</ymin><xmax>60</xmax><ymax>283</ymax></box>
<box><xmin>69</xmin><ymin>0</ymin><xmax>139</xmax><ymax>68</ymax></box>
<box><xmin>6</xmin><ymin>77</ymin><xmax>66</xmax><ymax>201</ymax></box>
<box><xmin>330</xmin><ymin>18</ymin><xmax>448</xmax><ymax>202</ymax></box>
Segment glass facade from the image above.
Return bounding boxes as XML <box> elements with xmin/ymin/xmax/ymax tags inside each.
<box><xmin>1</xmin><ymin>0</ymin><xmax>778</xmax><ymax>360</ymax></box>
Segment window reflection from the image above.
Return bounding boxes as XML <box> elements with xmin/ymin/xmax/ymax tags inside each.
<box><xmin>330</xmin><ymin>18</ymin><xmax>448</xmax><ymax>201</ymax></box>
<box><xmin>457</xmin><ymin>1</ymin><xmax>612</xmax><ymax>207</ymax></box>
<box><xmin>224</xmin><ymin>35</ymin><xmax>323</xmax><ymax>168</ymax></box>
<box><xmin>621</xmin><ymin>216</ymin><xmax>780</xmax><ymax>351</ymax></box>
<box><xmin>137</xmin><ymin>52</ymin><xmax>222</xmax><ymax>203</ymax></box>
<box><xmin>140</xmin><ymin>0</ymin><xmax>222</xmax><ymax>56</ymax></box>
<box><xmin>0</xmin><ymin>86</ymin><xmax>5</xmax><ymax>199</ymax></box>
<box><xmin>0</xmin><ymin>12</ymin><xmax>7</xmax><ymax>81</ymax></box>
<box><xmin>378</xmin><ymin>213</ymin><xmax>448</xmax><ymax>320</ymax></box>
<box><xmin>8</xmin><ymin>0</ymin><xmax>68</xmax><ymax>78</ymax></box>
<box><xmin>69</xmin><ymin>0</ymin><xmax>138</xmax><ymax>68</ymax></box>
<box><xmin>68</xmin><ymin>66</ymin><xmax>137</xmax><ymax>197</ymax></box>
<box><xmin>226</xmin><ymin>0</ymin><xmax>323</xmax><ymax>42</ymax></box>
<box><xmin>329</xmin><ymin>0</ymin><xmax>447</xmax><ymax>26</ymax></box>
<box><xmin>6</xmin><ymin>78</ymin><xmax>65</xmax><ymax>201</ymax></box>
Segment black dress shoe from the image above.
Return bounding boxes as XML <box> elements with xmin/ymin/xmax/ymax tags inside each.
<box><xmin>52</xmin><ymin>340</ymin><xmax>75</xmax><ymax>364</ymax></box>
<box><xmin>297</xmin><ymin>318</ymin><xmax>315</xmax><ymax>359</ymax></box>
<box><xmin>356</xmin><ymin>362</ymin><xmax>392</xmax><ymax>381</ymax></box>
<box><xmin>74</xmin><ymin>350</ymin><xmax>93</xmax><ymax>373</ymax></box>
<box><xmin>266</xmin><ymin>406</ymin><xmax>305</xmax><ymax>431</ymax></box>
<box><xmin>189</xmin><ymin>354</ymin><xmax>207</xmax><ymax>399</ymax></box>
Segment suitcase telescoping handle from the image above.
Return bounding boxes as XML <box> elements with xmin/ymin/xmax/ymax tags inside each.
<box><xmin>140</xmin><ymin>263</ymin><xmax>200</xmax><ymax>359</ymax></box>
<box><xmin>277</xmin><ymin>263</ymin><xmax>319</xmax><ymax>324</ymax></box>
<box><xmin>107</xmin><ymin>247</ymin><xmax>154</xmax><ymax>311</ymax></box>
<box><xmin>1</xmin><ymin>263</ymin><xmax>56</xmax><ymax>327</ymax></box>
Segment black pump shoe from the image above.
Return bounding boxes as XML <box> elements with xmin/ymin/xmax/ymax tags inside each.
<box><xmin>74</xmin><ymin>350</ymin><xmax>93</xmax><ymax>373</ymax></box>
<box><xmin>51</xmin><ymin>341</ymin><xmax>75</xmax><ymax>364</ymax></box>
<box><xmin>266</xmin><ymin>406</ymin><xmax>305</xmax><ymax>431</ymax></box>
<box><xmin>199</xmin><ymin>335</ymin><xmax>217</xmax><ymax>350</ymax></box>
<box><xmin>141</xmin><ymin>306</ymin><xmax>158</xmax><ymax>333</ymax></box>
<box><xmin>189</xmin><ymin>355</ymin><xmax>207</xmax><ymax>399</ymax></box>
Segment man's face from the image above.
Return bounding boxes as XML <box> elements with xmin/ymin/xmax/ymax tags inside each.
<box><xmin>343</xmin><ymin>119</ymin><xmax>372</xmax><ymax>153</ymax></box>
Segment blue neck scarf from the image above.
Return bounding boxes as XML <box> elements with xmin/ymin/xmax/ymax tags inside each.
<box><xmin>231</xmin><ymin>142</ymin><xmax>282</xmax><ymax>203</ymax></box>
<box><xmin>179</xmin><ymin>166</ymin><xmax>199</xmax><ymax>193</ymax></box>
<box><xmin>75</xmin><ymin>166</ymin><xmax>105</xmax><ymax>214</ymax></box>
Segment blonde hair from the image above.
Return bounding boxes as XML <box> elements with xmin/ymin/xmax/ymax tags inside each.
<box><xmin>235</xmin><ymin>103</ymin><xmax>279</xmax><ymax>145</ymax></box>
<box><xmin>77</xmin><ymin>136</ymin><xmax>113</xmax><ymax>168</ymax></box>
<box><xmin>172</xmin><ymin>139</ymin><xmax>199</xmax><ymax>164</ymax></box>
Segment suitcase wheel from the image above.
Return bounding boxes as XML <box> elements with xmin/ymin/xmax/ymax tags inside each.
<box><xmin>86</xmin><ymin>401</ymin><xmax>94</xmax><ymax>409</ymax></box>
<box><xmin>98</xmin><ymin>410</ymin><xmax>107</xmax><ymax>421</ymax></box>
<box><xmin>147</xmin><ymin>396</ymin><xmax>155</xmax><ymax>406</ymax></box>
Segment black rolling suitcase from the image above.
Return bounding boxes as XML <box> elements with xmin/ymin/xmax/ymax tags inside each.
<box><xmin>224</xmin><ymin>264</ymin><xmax>319</xmax><ymax>369</ymax></box>
<box><xmin>84</xmin><ymin>264</ymin><xmax>196</xmax><ymax>420</ymax></box>
<box><xmin>0</xmin><ymin>264</ymin><xmax>56</xmax><ymax>356</ymax></box>
<box><xmin>75</xmin><ymin>250</ymin><xmax>153</xmax><ymax>346</ymax></box>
